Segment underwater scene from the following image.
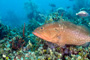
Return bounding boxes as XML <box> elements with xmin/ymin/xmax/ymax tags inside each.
<box><xmin>1</xmin><ymin>0</ymin><xmax>90</xmax><ymax>60</ymax></box>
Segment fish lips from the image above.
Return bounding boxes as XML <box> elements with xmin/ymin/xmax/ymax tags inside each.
<box><xmin>32</xmin><ymin>32</ymin><xmax>41</xmax><ymax>38</ymax></box>
<box><xmin>32</xmin><ymin>32</ymin><xmax>46</xmax><ymax>40</ymax></box>
<box><xmin>32</xmin><ymin>32</ymin><xmax>51</xmax><ymax>42</ymax></box>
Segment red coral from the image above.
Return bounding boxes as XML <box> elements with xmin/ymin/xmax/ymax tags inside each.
<box><xmin>23</xmin><ymin>23</ymin><xmax>25</xmax><ymax>38</ymax></box>
<box><xmin>9</xmin><ymin>23</ymin><xmax>26</xmax><ymax>51</ymax></box>
<box><xmin>10</xmin><ymin>37</ymin><xmax>25</xmax><ymax>51</ymax></box>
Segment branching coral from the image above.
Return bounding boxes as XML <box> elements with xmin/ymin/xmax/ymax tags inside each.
<box><xmin>45</xmin><ymin>12</ymin><xmax>63</xmax><ymax>24</ymax></box>
<box><xmin>10</xmin><ymin>36</ymin><xmax>25</xmax><ymax>51</ymax></box>
<box><xmin>23</xmin><ymin>23</ymin><xmax>25</xmax><ymax>38</ymax></box>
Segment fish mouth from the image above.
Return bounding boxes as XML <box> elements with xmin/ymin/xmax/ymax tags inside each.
<box><xmin>32</xmin><ymin>32</ymin><xmax>50</xmax><ymax>41</ymax></box>
<box><xmin>32</xmin><ymin>32</ymin><xmax>42</xmax><ymax>38</ymax></box>
<box><xmin>32</xmin><ymin>32</ymin><xmax>46</xmax><ymax>40</ymax></box>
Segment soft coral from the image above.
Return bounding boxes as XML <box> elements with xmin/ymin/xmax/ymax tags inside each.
<box><xmin>10</xmin><ymin>23</ymin><xmax>26</xmax><ymax>51</ymax></box>
<box><xmin>10</xmin><ymin>37</ymin><xmax>25</xmax><ymax>51</ymax></box>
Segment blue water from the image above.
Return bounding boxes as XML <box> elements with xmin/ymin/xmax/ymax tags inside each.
<box><xmin>0</xmin><ymin>0</ymin><xmax>28</xmax><ymax>28</ymax></box>
<box><xmin>0</xmin><ymin>0</ymin><xmax>74</xmax><ymax>28</ymax></box>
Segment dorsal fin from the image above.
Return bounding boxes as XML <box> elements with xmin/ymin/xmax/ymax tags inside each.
<box><xmin>59</xmin><ymin>20</ymin><xmax>90</xmax><ymax>35</ymax></box>
<box><xmin>77</xmin><ymin>25</ymin><xmax>90</xmax><ymax>35</ymax></box>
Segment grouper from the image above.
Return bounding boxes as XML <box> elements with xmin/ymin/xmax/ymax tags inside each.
<box><xmin>33</xmin><ymin>21</ymin><xmax>90</xmax><ymax>47</ymax></box>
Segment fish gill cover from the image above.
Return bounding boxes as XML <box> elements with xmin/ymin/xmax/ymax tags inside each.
<box><xmin>0</xmin><ymin>0</ymin><xmax>90</xmax><ymax>60</ymax></box>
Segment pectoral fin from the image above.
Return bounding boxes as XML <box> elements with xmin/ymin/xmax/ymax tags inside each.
<box><xmin>82</xmin><ymin>42</ymin><xmax>90</xmax><ymax>47</ymax></box>
<box><xmin>57</xmin><ymin>43</ymin><xmax>65</xmax><ymax>47</ymax></box>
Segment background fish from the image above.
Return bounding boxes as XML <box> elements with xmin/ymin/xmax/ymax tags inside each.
<box><xmin>49</xmin><ymin>3</ymin><xmax>56</xmax><ymax>7</ymax></box>
<box><xmin>76</xmin><ymin>11</ymin><xmax>89</xmax><ymax>17</ymax></box>
<box><xmin>33</xmin><ymin>21</ymin><xmax>90</xmax><ymax>47</ymax></box>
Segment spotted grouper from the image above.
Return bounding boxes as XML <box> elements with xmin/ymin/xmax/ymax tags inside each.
<box><xmin>33</xmin><ymin>21</ymin><xmax>90</xmax><ymax>47</ymax></box>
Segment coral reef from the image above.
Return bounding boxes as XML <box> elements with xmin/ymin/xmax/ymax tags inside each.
<box><xmin>0</xmin><ymin>23</ymin><xmax>10</xmax><ymax>39</ymax></box>
<box><xmin>1</xmin><ymin>22</ymin><xmax>90</xmax><ymax>60</ymax></box>
<box><xmin>1</xmin><ymin>1</ymin><xmax>90</xmax><ymax>60</ymax></box>
<box><xmin>9</xmin><ymin>36</ymin><xmax>25</xmax><ymax>51</ymax></box>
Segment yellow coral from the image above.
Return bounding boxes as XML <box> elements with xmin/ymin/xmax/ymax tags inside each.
<box><xmin>43</xmin><ymin>49</ymin><xmax>47</xmax><ymax>53</ymax></box>
<box><xmin>6</xmin><ymin>57</ymin><xmax>9</xmax><ymax>60</ymax></box>
<box><xmin>48</xmin><ymin>57</ymin><xmax>51</xmax><ymax>60</ymax></box>
<box><xmin>29</xmin><ymin>40</ymin><xmax>32</xmax><ymax>47</ymax></box>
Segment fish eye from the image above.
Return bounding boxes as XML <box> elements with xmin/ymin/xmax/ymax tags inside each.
<box><xmin>41</xmin><ymin>27</ymin><xmax>44</xmax><ymax>29</ymax></box>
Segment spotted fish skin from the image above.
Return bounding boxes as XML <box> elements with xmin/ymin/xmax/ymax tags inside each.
<box><xmin>33</xmin><ymin>21</ymin><xmax>90</xmax><ymax>47</ymax></box>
